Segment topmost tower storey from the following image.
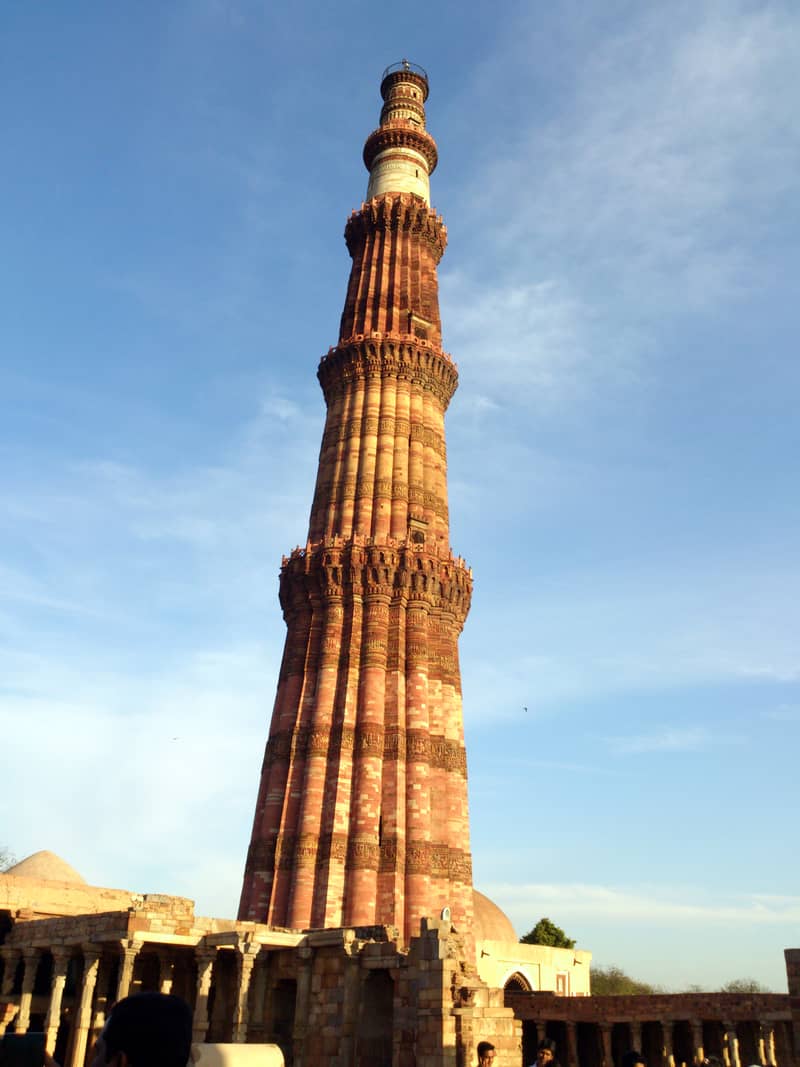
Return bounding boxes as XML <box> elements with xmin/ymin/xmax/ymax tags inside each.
<box><xmin>337</xmin><ymin>61</ymin><xmax>447</xmax><ymax>359</ymax></box>
<box><xmin>364</xmin><ymin>61</ymin><xmax>438</xmax><ymax>205</ymax></box>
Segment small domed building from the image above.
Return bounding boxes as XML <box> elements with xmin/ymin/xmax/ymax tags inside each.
<box><xmin>472</xmin><ymin>890</ymin><xmax>590</xmax><ymax>997</ymax></box>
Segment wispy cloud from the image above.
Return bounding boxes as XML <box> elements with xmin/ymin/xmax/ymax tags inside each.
<box><xmin>441</xmin><ymin>2</ymin><xmax>800</xmax><ymax>412</ymax></box>
<box><xmin>762</xmin><ymin>703</ymin><xmax>800</xmax><ymax>723</ymax></box>
<box><xmin>1</xmin><ymin>640</ymin><xmax>271</xmax><ymax>915</ymax></box>
<box><xmin>486</xmin><ymin>881</ymin><xmax>800</xmax><ymax>929</ymax></box>
<box><xmin>606</xmin><ymin>725</ymin><xmax>714</xmax><ymax>755</ymax></box>
<box><xmin>0</xmin><ymin>385</ymin><xmax>325</xmax><ymax>911</ymax></box>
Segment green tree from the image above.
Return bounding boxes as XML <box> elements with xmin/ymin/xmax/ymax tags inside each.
<box><xmin>520</xmin><ymin>917</ymin><xmax>576</xmax><ymax>949</ymax></box>
<box><xmin>590</xmin><ymin>965</ymin><xmax>661</xmax><ymax>995</ymax></box>
<box><xmin>720</xmin><ymin>978</ymin><xmax>771</xmax><ymax>993</ymax></box>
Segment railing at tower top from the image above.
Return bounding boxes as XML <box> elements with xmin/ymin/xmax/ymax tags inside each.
<box><xmin>380</xmin><ymin>59</ymin><xmax>429</xmax><ymax>84</ymax></box>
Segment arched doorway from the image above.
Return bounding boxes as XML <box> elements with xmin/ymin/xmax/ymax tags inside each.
<box><xmin>504</xmin><ymin>972</ymin><xmax>532</xmax><ymax>1003</ymax></box>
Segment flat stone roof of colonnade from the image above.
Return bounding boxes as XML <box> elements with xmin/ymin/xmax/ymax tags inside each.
<box><xmin>4</xmin><ymin>892</ymin><xmax>304</xmax><ymax>951</ymax></box>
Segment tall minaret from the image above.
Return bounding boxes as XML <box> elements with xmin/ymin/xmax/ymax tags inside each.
<box><xmin>239</xmin><ymin>62</ymin><xmax>474</xmax><ymax>948</ymax></box>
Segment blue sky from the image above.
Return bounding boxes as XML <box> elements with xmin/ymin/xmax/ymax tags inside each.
<box><xmin>3</xmin><ymin>1</ymin><xmax>799</xmax><ymax>992</ymax></box>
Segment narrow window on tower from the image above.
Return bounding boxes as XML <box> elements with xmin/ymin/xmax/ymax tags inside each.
<box><xmin>378</xmin><ymin>815</ymin><xmax>383</xmax><ymax>846</ymax></box>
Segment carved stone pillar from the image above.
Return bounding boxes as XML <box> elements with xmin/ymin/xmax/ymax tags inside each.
<box><xmin>723</xmin><ymin>1024</ymin><xmax>740</xmax><ymax>1067</ymax></box>
<box><xmin>600</xmin><ymin>1023</ymin><xmax>613</xmax><ymax>1067</ymax></box>
<box><xmin>690</xmin><ymin>1020</ymin><xmax>704</xmax><ymax>1066</ymax></box>
<box><xmin>0</xmin><ymin>947</ymin><xmax>20</xmax><ymax>995</ymax></box>
<box><xmin>566</xmin><ymin>1020</ymin><xmax>579</xmax><ymax>1067</ymax></box>
<box><xmin>232</xmin><ymin>941</ymin><xmax>260</xmax><ymax>1043</ymax></box>
<box><xmin>68</xmin><ymin>948</ymin><xmax>101</xmax><ymax>1067</ymax></box>
<box><xmin>115</xmin><ymin>940</ymin><xmax>142</xmax><ymax>1002</ymax></box>
<box><xmin>247</xmin><ymin>957</ymin><xmax>268</xmax><ymax>1040</ymax></box>
<box><xmin>91</xmin><ymin>954</ymin><xmax>115</xmax><ymax>1043</ymax></box>
<box><xmin>662</xmin><ymin>1021</ymin><xmax>675</xmax><ymax>1067</ymax></box>
<box><xmin>158</xmin><ymin>952</ymin><xmax>175</xmax><ymax>995</ymax></box>
<box><xmin>0</xmin><ymin>1005</ymin><xmax>17</xmax><ymax>1039</ymax></box>
<box><xmin>0</xmin><ymin>946</ymin><xmax>21</xmax><ymax>1034</ymax></box>
<box><xmin>630</xmin><ymin>1022</ymin><xmax>643</xmax><ymax>1056</ymax></box>
<box><xmin>192</xmin><ymin>949</ymin><xmax>217</xmax><ymax>1045</ymax></box>
<box><xmin>760</xmin><ymin>1022</ymin><xmax>776</xmax><ymax>1067</ymax></box>
<box><xmin>16</xmin><ymin>949</ymin><xmax>41</xmax><ymax>1035</ymax></box>
<box><xmin>45</xmin><ymin>949</ymin><xmax>72</xmax><ymax>1054</ymax></box>
<box><xmin>292</xmin><ymin>945</ymin><xmax>313</xmax><ymax>1067</ymax></box>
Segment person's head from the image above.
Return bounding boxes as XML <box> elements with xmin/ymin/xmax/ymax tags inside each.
<box><xmin>90</xmin><ymin>993</ymin><xmax>193</xmax><ymax>1067</ymax></box>
<box><xmin>621</xmin><ymin>1051</ymin><xmax>646</xmax><ymax>1067</ymax></box>
<box><xmin>477</xmin><ymin>1042</ymin><xmax>496</xmax><ymax>1067</ymax></box>
<box><xmin>536</xmin><ymin>1039</ymin><xmax>557</xmax><ymax>1066</ymax></box>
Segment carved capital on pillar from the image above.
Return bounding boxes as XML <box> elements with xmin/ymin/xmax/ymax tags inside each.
<box><xmin>0</xmin><ymin>946</ymin><xmax>20</xmax><ymax>995</ymax></box>
<box><xmin>760</xmin><ymin>1021</ymin><xmax>776</xmax><ymax>1067</ymax></box>
<box><xmin>20</xmin><ymin>950</ymin><xmax>41</xmax><ymax>992</ymax></box>
<box><xmin>195</xmin><ymin>947</ymin><xmax>217</xmax><ymax>988</ymax></box>
<box><xmin>115</xmin><ymin>939</ymin><xmax>141</xmax><ymax>1002</ymax></box>
<box><xmin>723</xmin><ymin>1024</ymin><xmax>741</xmax><ymax>1067</ymax></box>
<box><xmin>44</xmin><ymin>950</ymin><xmax>71</xmax><ymax>1053</ymax></box>
<box><xmin>192</xmin><ymin>946</ymin><xmax>218</xmax><ymax>1045</ymax></box>
<box><xmin>80</xmin><ymin>945</ymin><xmax>102</xmax><ymax>966</ymax></box>
<box><xmin>51</xmin><ymin>947</ymin><xmax>71</xmax><ymax>973</ymax></box>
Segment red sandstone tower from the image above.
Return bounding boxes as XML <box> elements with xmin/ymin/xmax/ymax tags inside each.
<box><xmin>239</xmin><ymin>62</ymin><xmax>474</xmax><ymax>947</ymax></box>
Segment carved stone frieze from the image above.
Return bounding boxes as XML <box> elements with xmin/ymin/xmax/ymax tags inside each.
<box><xmin>448</xmin><ymin>847</ymin><xmax>473</xmax><ymax>883</ymax></box>
<box><xmin>383</xmin><ymin>726</ymin><xmax>406</xmax><ymax>760</ymax></box>
<box><xmin>378</xmin><ymin>835</ymin><xmax>405</xmax><ymax>871</ymax></box>
<box><xmin>265</xmin><ymin>730</ymin><xmax>292</xmax><ymax>763</ymax></box>
<box><xmin>347</xmin><ymin>836</ymin><xmax>380</xmax><ymax>870</ymax></box>
<box><xmin>430</xmin><ymin>843</ymin><xmax>450</xmax><ymax>877</ymax></box>
<box><xmin>355</xmin><ymin>724</ymin><xmax>384</xmax><ymax>755</ymax></box>
<box><xmin>345</xmin><ymin>193</ymin><xmax>445</xmax><ymax>257</ymax></box>
<box><xmin>279</xmin><ymin>538</ymin><xmax>472</xmax><ymax>621</ymax></box>
<box><xmin>318</xmin><ymin>339</ymin><xmax>458</xmax><ymax>409</ymax></box>
<box><xmin>298</xmin><ymin>834</ymin><xmax>320</xmax><ymax>858</ymax></box>
<box><xmin>246</xmin><ymin>838</ymin><xmax>275</xmax><ymax>870</ymax></box>
<box><xmin>406</xmin><ymin>730</ymin><xmax>431</xmax><ymax>761</ymax></box>
<box><xmin>329</xmin><ymin>833</ymin><xmax>348</xmax><ymax>862</ymax></box>
<box><xmin>405</xmin><ymin>841</ymin><xmax>431</xmax><ymax>874</ymax></box>
<box><xmin>275</xmin><ymin>834</ymin><xmax>296</xmax><ymax>871</ymax></box>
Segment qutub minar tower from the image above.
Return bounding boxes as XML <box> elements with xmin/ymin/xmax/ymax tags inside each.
<box><xmin>239</xmin><ymin>61</ymin><xmax>475</xmax><ymax>947</ymax></box>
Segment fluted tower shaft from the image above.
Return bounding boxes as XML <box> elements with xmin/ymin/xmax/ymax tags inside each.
<box><xmin>239</xmin><ymin>63</ymin><xmax>474</xmax><ymax>948</ymax></box>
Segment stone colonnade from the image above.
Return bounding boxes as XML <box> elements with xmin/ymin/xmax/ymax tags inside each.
<box><xmin>0</xmin><ymin>908</ymin><xmax>520</xmax><ymax>1067</ymax></box>
<box><xmin>507</xmin><ymin>992</ymin><xmax>795</xmax><ymax>1067</ymax></box>
<box><xmin>0</xmin><ymin>922</ymin><xmax>301</xmax><ymax>1067</ymax></box>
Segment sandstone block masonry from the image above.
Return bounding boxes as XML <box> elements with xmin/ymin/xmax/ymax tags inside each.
<box><xmin>239</xmin><ymin>62</ymin><xmax>475</xmax><ymax>950</ymax></box>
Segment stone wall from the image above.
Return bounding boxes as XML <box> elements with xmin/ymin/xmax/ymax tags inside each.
<box><xmin>785</xmin><ymin>951</ymin><xmax>800</xmax><ymax>1058</ymax></box>
<box><xmin>0</xmin><ymin>874</ymin><xmax>138</xmax><ymax>919</ymax></box>
<box><xmin>0</xmin><ymin>896</ymin><xmax>519</xmax><ymax>1067</ymax></box>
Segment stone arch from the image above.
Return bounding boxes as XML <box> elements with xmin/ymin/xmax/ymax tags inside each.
<box><xmin>504</xmin><ymin>971</ymin><xmax>533</xmax><ymax>998</ymax></box>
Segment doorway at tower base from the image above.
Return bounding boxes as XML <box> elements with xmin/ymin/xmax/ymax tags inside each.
<box><xmin>294</xmin><ymin>915</ymin><xmax>522</xmax><ymax>1067</ymax></box>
